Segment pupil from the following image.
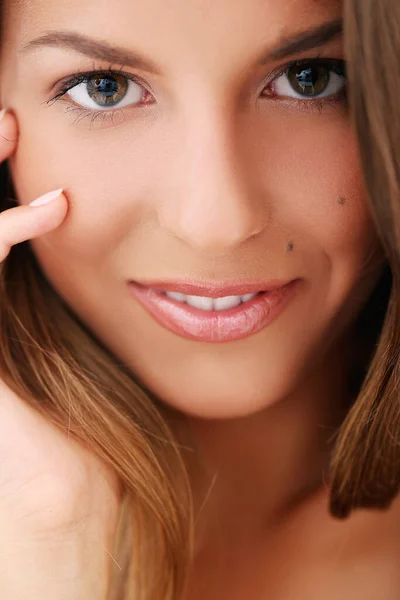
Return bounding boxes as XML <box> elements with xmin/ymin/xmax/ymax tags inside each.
<box><xmin>87</xmin><ymin>74</ymin><xmax>128</xmax><ymax>107</ymax></box>
<box><xmin>94</xmin><ymin>77</ymin><xmax>119</xmax><ymax>97</ymax></box>
<box><xmin>296</xmin><ymin>67</ymin><xmax>317</xmax><ymax>89</ymax></box>
<box><xmin>290</xmin><ymin>65</ymin><xmax>329</xmax><ymax>97</ymax></box>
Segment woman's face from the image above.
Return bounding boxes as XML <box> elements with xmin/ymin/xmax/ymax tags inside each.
<box><xmin>0</xmin><ymin>0</ymin><xmax>382</xmax><ymax>418</ymax></box>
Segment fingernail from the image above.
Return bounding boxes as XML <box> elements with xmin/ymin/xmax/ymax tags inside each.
<box><xmin>29</xmin><ymin>188</ymin><xmax>63</xmax><ymax>207</ymax></box>
<box><xmin>0</xmin><ymin>108</ymin><xmax>7</xmax><ymax>122</ymax></box>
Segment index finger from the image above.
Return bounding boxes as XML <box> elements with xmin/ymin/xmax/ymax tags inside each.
<box><xmin>0</xmin><ymin>109</ymin><xmax>18</xmax><ymax>162</ymax></box>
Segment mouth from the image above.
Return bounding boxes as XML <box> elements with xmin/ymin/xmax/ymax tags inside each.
<box><xmin>127</xmin><ymin>279</ymin><xmax>301</xmax><ymax>343</ymax></box>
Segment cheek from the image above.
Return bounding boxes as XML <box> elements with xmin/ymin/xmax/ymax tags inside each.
<box><xmin>248</xmin><ymin>109</ymin><xmax>382</xmax><ymax>335</ymax></box>
<box><xmin>256</xmin><ymin>110</ymin><xmax>377</xmax><ymax>268</ymax></box>
<box><xmin>8</xmin><ymin>117</ymin><xmax>156</xmax><ymax>263</ymax></box>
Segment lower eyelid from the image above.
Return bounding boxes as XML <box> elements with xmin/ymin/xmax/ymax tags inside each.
<box><xmin>58</xmin><ymin>100</ymin><xmax>148</xmax><ymax>130</ymax></box>
<box><xmin>63</xmin><ymin>104</ymin><xmax>123</xmax><ymax>128</ymax></box>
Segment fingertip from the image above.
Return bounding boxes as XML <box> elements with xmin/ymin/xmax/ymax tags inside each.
<box><xmin>29</xmin><ymin>188</ymin><xmax>65</xmax><ymax>207</ymax></box>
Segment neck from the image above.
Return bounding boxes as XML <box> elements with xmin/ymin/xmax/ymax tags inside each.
<box><xmin>176</xmin><ymin>343</ymin><xmax>354</xmax><ymax>552</ymax></box>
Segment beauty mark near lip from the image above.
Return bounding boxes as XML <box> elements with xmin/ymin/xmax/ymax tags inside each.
<box><xmin>127</xmin><ymin>279</ymin><xmax>300</xmax><ymax>343</ymax></box>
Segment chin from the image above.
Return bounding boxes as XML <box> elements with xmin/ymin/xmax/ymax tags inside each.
<box><xmin>148</xmin><ymin>379</ymin><xmax>289</xmax><ymax>420</ymax></box>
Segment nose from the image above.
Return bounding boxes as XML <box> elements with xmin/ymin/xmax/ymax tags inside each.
<box><xmin>157</xmin><ymin>110</ymin><xmax>269</xmax><ymax>254</ymax></box>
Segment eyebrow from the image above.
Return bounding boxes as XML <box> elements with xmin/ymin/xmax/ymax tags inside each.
<box><xmin>20</xmin><ymin>18</ymin><xmax>343</xmax><ymax>73</ymax></box>
<box><xmin>265</xmin><ymin>18</ymin><xmax>343</xmax><ymax>61</ymax></box>
<box><xmin>20</xmin><ymin>31</ymin><xmax>162</xmax><ymax>74</ymax></box>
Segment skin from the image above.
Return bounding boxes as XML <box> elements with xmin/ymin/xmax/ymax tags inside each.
<box><xmin>0</xmin><ymin>120</ymin><xmax>119</xmax><ymax>598</ymax></box>
<box><xmin>1</xmin><ymin>0</ymin><xmax>399</xmax><ymax>597</ymax></box>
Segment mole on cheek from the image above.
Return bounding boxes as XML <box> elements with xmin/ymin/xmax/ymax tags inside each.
<box><xmin>337</xmin><ymin>196</ymin><xmax>346</xmax><ymax>205</ymax></box>
<box><xmin>286</xmin><ymin>242</ymin><xmax>294</xmax><ymax>253</ymax></box>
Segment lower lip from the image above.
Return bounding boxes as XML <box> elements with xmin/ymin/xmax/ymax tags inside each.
<box><xmin>127</xmin><ymin>280</ymin><xmax>300</xmax><ymax>343</ymax></box>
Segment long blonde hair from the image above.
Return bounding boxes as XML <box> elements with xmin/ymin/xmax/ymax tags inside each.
<box><xmin>329</xmin><ymin>0</ymin><xmax>400</xmax><ymax>518</ymax></box>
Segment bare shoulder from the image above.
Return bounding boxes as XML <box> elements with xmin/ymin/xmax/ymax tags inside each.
<box><xmin>293</xmin><ymin>487</ymin><xmax>400</xmax><ymax>599</ymax></box>
<box><xmin>339</xmin><ymin>494</ymin><xmax>400</xmax><ymax>599</ymax></box>
<box><xmin>184</xmin><ymin>486</ymin><xmax>400</xmax><ymax>600</ymax></box>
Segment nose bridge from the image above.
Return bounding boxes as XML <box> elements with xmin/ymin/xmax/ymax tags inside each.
<box><xmin>158</xmin><ymin>102</ymin><xmax>268</xmax><ymax>253</ymax></box>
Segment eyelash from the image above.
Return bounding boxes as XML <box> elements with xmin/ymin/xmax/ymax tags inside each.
<box><xmin>46</xmin><ymin>58</ymin><xmax>347</xmax><ymax>128</ymax></box>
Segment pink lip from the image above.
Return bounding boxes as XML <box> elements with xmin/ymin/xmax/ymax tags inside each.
<box><xmin>127</xmin><ymin>279</ymin><xmax>300</xmax><ymax>343</ymax></box>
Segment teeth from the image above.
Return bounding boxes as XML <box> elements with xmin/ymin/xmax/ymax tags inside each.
<box><xmin>165</xmin><ymin>291</ymin><xmax>186</xmax><ymax>302</ymax></box>
<box><xmin>165</xmin><ymin>292</ymin><xmax>258</xmax><ymax>311</ymax></box>
<box><xmin>241</xmin><ymin>293</ymin><xmax>257</xmax><ymax>302</ymax></box>
<box><xmin>186</xmin><ymin>295</ymin><xmax>214</xmax><ymax>311</ymax></box>
<box><xmin>213</xmin><ymin>295</ymin><xmax>241</xmax><ymax>311</ymax></box>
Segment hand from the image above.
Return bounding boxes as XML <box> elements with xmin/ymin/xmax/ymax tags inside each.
<box><xmin>0</xmin><ymin>110</ymin><xmax>121</xmax><ymax>599</ymax></box>
<box><xmin>0</xmin><ymin>378</ymin><xmax>121</xmax><ymax>599</ymax></box>
<box><xmin>0</xmin><ymin>109</ymin><xmax>68</xmax><ymax>262</ymax></box>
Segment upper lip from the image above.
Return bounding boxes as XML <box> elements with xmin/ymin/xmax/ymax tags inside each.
<box><xmin>129</xmin><ymin>279</ymin><xmax>296</xmax><ymax>298</ymax></box>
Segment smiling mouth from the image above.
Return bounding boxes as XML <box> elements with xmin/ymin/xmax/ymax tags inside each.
<box><xmin>127</xmin><ymin>279</ymin><xmax>301</xmax><ymax>343</ymax></box>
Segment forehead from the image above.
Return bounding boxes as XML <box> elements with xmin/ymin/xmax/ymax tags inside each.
<box><xmin>6</xmin><ymin>0</ymin><xmax>341</xmax><ymax>61</ymax></box>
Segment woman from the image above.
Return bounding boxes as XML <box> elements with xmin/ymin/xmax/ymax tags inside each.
<box><xmin>0</xmin><ymin>0</ymin><xmax>398</xmax><ymax>598</ymax></box>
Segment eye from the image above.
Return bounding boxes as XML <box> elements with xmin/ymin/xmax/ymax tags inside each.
<box><xmin>266</xmin><ymin>60</ymin><xmax>346</xmax><ymax>100</ymax></box>
<box><xmin>67</xmin><ymin>73</ymin><xmax>152</xmax><ymax>110</ymax></box>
